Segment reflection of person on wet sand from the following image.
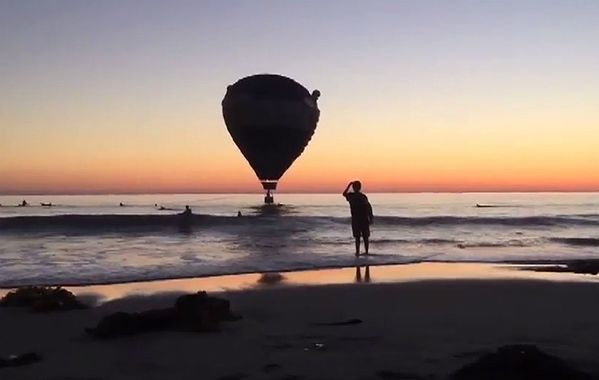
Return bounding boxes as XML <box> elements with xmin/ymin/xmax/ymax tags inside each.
<box><xmin>343</xmin><ymin>181</ymin><xmax>373</xmax><ymax>256</ymax></box>
<box><xmin>355</xmin><ymin>265</ymin><xmax>371</xmax><ymax>283</ymax></box>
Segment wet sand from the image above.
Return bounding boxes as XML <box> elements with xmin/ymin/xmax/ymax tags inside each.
<box><xmin>1</xmin><ymin>263</ymin><xmax>599</xmax><ymax>379</ymax></box>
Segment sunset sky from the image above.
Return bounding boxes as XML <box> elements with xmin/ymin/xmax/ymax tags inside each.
<box><xmin>2</xmin><ymin>0</ymin><xmax>598</xmax><ymax>194</ymax></box>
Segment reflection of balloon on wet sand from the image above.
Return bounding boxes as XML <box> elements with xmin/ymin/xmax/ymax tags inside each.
<box><xmin>258</xmin><ymin>272</ymin><xmax>285</xmax><ymax>285</ymax></box>
<box><xmin>222</xmin><ymin>74</ymin><xmax>320</xmax><ymax>204</ymax></box>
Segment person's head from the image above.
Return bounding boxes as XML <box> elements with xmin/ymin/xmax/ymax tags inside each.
<box><xmin>352</xmin><ymin>181</ymin><xmax>362</xmax><ymax>192</ymax></box>
<box><xmin>185</xmin><ymin>205</ymin><xmax>190</xmax><ymax>210</ymax></box>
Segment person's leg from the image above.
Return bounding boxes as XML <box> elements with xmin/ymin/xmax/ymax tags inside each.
<box><xmin>352</xmin><ymin>221</ymin><xmax>360</xmax><ymax>256</ymax></box>
<box><xmin>363</xmin><ymin>225</ymin><xmax>370</xmax><ymax>255</ymax></box>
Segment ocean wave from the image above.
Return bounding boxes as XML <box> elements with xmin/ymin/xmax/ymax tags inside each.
<box><xmin>1</xmin><ymin>213</ymin><xmax>599</xmax><ymax>233</ymax></box>
<box><xmin>0</xmin><ymin>214</ymin><xmax>228</xmax><ymax>231</ymax></box>
<box><xmin>372</xmin><ymin>215</ymin><xmax>599</xmax><ymax>227</ymax></box>
<box><xmin>315</xmin><ymin>238</ymin><xmax>460</xmax><ymax>246</ymax></box>
<box><xmin>550</xmin><ymin>237</ymin><xmax>599</xmax><ymax>247</ymax></box>
<box><xmin>456</xmin><ymin>240</ymin><xmax>532</xmax><ymax>249</ymax></box>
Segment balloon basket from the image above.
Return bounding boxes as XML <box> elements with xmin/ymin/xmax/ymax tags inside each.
<box><xmin>264</xmin><ymin>190</ymin><xmax>274</xmax><ymax>204</ymax></box>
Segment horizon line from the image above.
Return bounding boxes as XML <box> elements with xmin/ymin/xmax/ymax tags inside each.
<box><xmin>1</xmin><ymin>190</ymin><xmax>599</xmax><ymax>196</ymax></box>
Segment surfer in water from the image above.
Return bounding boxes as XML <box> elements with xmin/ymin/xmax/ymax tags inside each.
<box><xmin>178</xmin><ymin>205</ymin><xmax>193</xmax><ymax>232</ymax></box>
<box><xmin>342</xmin><ymin>181</ymin><xmax>373</xmax><ymax>256</ymax></box>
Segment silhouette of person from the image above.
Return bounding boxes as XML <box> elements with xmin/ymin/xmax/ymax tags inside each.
<box><xmin>343</xmin><ymin>181</ymin><xmax>373</xmax><ymax>256</ymax></box>
<box><xmin>20</xmin><ymin>200</ymin><xmax>28</xmax><ymax>207</ymax></box>
<box><xmin>119</xmin><ymin>202</ymin><xmax>124</xmax><ymax>207</ymax></box>
<box><xmin>178</xmin><ymin>205</ymin><xmax>193</xmax><ymax>232</ymax></box>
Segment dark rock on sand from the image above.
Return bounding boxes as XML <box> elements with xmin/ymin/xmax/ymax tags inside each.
<box><xmin>262</xmin><ymin>363</ymin><xmax>282</xmax><ymax>373</ymax></box>
<box><xmin>85</xmin><ymin>312</ymin><xmax>139</xmax><ymax>338</ymax></box>
<box><xmin>0</xmin><ymin>352</ymin><xmax>42</xmax><ymax>368</ymax></box>
<box><xmin>310</xmin><ymin>318</ymin><xmax>363</xmax><ymax>326</ymax></box>
<box><xmin>217</xmin><ymin>374</ymin><xmax>248</xmax><ymax>380</ymax></box>
<box><xmin>451</xmin><ymin>344</ymin><xmax>596</xmax><ymax>380</ymax></box>
<box><xmin>86</xmin><ymin>291</ymin><xmax>240</xmax><ymax>338</ymax></box>
<box><xmin>377</xmin><ymin>370</ymin><xmax>425</xmax><ymax>379</ymax></box>
<box><xmin>85</xmin><ymin>309</ymin><xmax>176</xmax><ymax>338</ymax></box>
<box><xmin>175</xmin><ymin>291</ymin><xmax>232</xmax><ymax>331</ymax></box>
<box><xmin>0</xmin><ymin>286</ymin><xmax>87</xmax><ymax>312</ymax></box>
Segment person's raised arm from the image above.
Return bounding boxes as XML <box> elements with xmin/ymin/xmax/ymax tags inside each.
<box><xmin>342</xmin><ymin>181</ymin><xmax>353</xmax><ymax>198</ymax></box>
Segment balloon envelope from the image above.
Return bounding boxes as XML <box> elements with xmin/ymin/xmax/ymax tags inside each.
<box><xmin>222</xmin><ymin>74</ymin><xmax>320</xmax><ymax>190</ymax></box>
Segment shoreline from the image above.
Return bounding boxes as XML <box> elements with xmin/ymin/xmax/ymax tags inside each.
<box><xmin>3</xmin><ymin>262</ymin><xmax>598</xmax><ymax>304</ymax></box>
<box><xmin>1</xmin><ymin>259</ymin><xmax>598</xmax><ymax>291</ymax></box>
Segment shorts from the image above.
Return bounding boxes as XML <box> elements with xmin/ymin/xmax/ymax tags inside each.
<box><xmin>351</xmin><ymin>220</ymin><xmax>370</xmax><ymax>239</ymax></box>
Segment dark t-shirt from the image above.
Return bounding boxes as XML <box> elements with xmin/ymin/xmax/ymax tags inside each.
<box><xmin>344</xmin><ymin>192</ymin><xmax>372</xmax><ymax>223</ymax></box>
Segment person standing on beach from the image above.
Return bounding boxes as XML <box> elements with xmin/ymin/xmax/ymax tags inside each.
<box><xmin>342</xmin><ymin>181</ymin><xmax>373</xmax><ymax>256</ymax></box>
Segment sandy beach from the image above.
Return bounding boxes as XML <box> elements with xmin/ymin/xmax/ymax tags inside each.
<box><xmin>1</xmin><ymin>263</ymin><xmax>599</xmax><ymax>380</ymax></box>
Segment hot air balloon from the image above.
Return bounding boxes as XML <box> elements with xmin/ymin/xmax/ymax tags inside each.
<box><xmin>222</xmin><ymin>74</ymin><xmax>320</xmax><ymax>204</ymax></box>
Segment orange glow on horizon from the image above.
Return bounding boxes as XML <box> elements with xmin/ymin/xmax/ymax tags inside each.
<box><xmin>2</xmin><ymin>79</ymin><xmax>598</xmax><ymax>195</ymax></box>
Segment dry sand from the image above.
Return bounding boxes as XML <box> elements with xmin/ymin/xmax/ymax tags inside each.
<box><xmin>1</xmin><ymin>265</ymin><xmax>599</xmax><ymax>379</ymax></box>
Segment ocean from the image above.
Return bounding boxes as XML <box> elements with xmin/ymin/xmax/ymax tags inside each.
<box><xmin>0</xmin><ymin>193</ymin><xmax>598</xmax><ymax>287</ymax></box>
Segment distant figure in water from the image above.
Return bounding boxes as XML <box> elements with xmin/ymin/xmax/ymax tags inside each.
<box><xmin>178</xmin><ymin>205</ymin><xmax>193</xmax><ymax>232</ymax></box>
<box><xmin>19</xmin><ymin>200</ymin><xmax>28</xmax><ymax>207</ymax></box>
<box><xmin>40</xmin><ymin>202</ymin><xmax>52</xmax><ymax>207</ymax></box>
<box><xmin>237</xmin><ymin>211</ymin><xmax>242</xmax><ymax>217</ymax></box>
<box><xmin>119</xmin><ymin>202</ymin><xmax>124</xmax><ymax>207</ymax></box>
<box><xmin>342</xmin><ymin>181</ymin><xmax>373</xmax><ymax>256</ymax></box>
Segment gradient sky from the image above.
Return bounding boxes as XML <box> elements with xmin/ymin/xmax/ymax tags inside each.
<box><xmin>1</xmin><ymin>0</ymin><xmax>598</xmax><ymax>194</ymax></box>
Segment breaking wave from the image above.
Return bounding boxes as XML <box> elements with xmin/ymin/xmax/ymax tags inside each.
<box><xmin>1</xmin><ymin>213</ymin><xmax>599</xmax><ymax>233</ymax></box>
<box><xmin>550</xmin><ymin>237</ymin><xmax>599</xmax><ymax>247</ymax></box>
